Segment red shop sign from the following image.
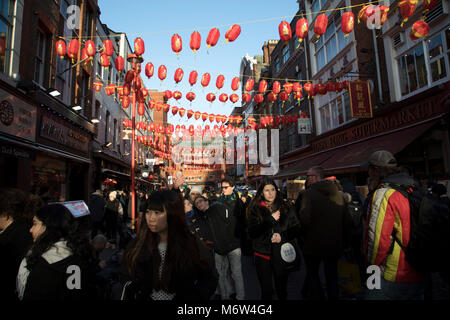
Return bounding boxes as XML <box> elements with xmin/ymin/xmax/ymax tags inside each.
<box><xmin>348</xmin><ymin>81</ymin><xmax>373</xmax><ymax>118</ymax></box>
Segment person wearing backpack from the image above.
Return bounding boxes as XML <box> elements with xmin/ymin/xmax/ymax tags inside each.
<box><xmin>362</xmin><ymin>150</ymin><xmax>426</xmax><ymax>300</ymax></box>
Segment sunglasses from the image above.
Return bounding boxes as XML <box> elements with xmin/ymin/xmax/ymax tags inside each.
<box><xmin>221</xmin><ymin>186</ymin><xmax>232</xmax><ymax>189</ymax></box>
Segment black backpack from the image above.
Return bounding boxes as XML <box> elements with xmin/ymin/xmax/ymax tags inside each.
<box><xmin>388</xmin><ymin>184</ymin><xmax>450</xmax><ymax>275</ymax></box>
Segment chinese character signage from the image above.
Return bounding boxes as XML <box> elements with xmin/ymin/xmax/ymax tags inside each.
<box><xmin>348</xmin><ymin>81</ymin><xmax>373</xmax><ymax>118</ymax></box>
<box><xmin>49</xmin><ymin>201</ymin><xmax>90</xmax><ymax>218</ymax></box>
<box><xmin>298</xmin><ymin>118</ymin><xmax>312</xmax><ymax>134</ymax></box>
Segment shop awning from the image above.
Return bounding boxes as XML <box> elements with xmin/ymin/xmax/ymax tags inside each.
<box><xmin>320</xmin><ymin>119</ymin><xmax>438</xmax><ymax>172</ymax></box>
<box><xmin>101</xmin><ymin>168</ymin><xmax>130</xmax><ymax>178</ymax></box>
<box><xmin>271</xmin><ymin>149</ymin><xmax>338</xmax><ymax>179</ymax></box>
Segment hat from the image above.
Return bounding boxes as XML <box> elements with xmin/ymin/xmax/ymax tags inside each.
<box><xmin>361</xmin><ymin>150</ymin><xmax>397</xmax><ymax>168</ymax></box>
<box><xmin>190</xmin><ymin>186</ymin><xmax>203</xmax><ymax>194</ymax></box>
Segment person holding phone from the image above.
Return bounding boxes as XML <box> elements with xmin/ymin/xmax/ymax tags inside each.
<box><xmin>247</xmin><ymin>178</ymin><xmax>300</xmax><ymax>300</ymax></box>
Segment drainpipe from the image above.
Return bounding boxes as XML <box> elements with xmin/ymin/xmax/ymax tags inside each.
<box><xmin>303</xmin><ymin>36</ymin><xmax>313</xmax><ymax>136</ymax></box>
<box><xmin>372</xmin><ymin>29</ymin><xmax>383</xmax><ymax>104</ymax></box>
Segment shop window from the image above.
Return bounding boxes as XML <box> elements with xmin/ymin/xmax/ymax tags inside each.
<box><xmin>0</xmin><ymin>0</ymin><xmax>13</xmax><ymax>75</ymax></box>
<box><xmin>398</xmin><ymin>44</ymin><xmax>428</xmax><ymax>95</ymax></box>
<box><xmin>428</xmin><ymin>33</ymin><xmax>447</xmax><ymax>82</ymax></box>
<box><xmin>319</xmin><ymin>104</ymin><xmax>331</xmax><ymax>133</ymax></box>
<box><xmin>319</xmin><ymin>91</ymin><xmax>351</xmax><ymax>134</ymax></box>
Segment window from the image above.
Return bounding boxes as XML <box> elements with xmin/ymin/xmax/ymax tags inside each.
<box><xmin>105</xmin><ymin>111</ymin><xmax>110</xmax><ymax>143</ymax></box>
<box><xmin>282</xmin><ymin>44</ymin><xmax>290</xmax><ymax>65</ymax></box>
<box><xmin>274</xmin><ymin>56</ymin><xmax>280</xmax><ymax>74</ymax></box>
<box><xmin>84</xmin><ymin>5</ymin><xmax>93</xmax><ymax>39</ymax></box>
<box><xmin>80</xmin><ymin>71</ymin><xmax>90</xmax><ymax>115</ymax></box>
<box><xmin>34</xmin><ymin>29</ymin><xmax>49</xmax><ymax>86</ymax></box>
<box><xmin>398</xmin><ymin>45</ymin><xmax>428</xmax><ymax>95</ymax></box>
<box><xmin>60</xmin><ymin>0</ymin><xmax>69</xmax><ymax>19</ymax></box>
<box><xmin>113</xmin><ymin>119</ymin><xmax>117</xmax><ymax>149</ymax></box>
<box><xmin>319</xmin><ymin>91</ymin><xmax>352</xmax><ymax>133</ymax></box>
<box><xmin>0</xmin><ymin>0</ymin><xmax>13</xmax><ymax>74</ymax></box>
<box><xmin>314</xmin><ymin>11</ymin><xmax>350</xmax><ymax>72</ymax></box>
<box><xmin>428</xmin><ymin>33</ymin><xmax>447</xmax><ymax>82</ymax></box>
<box><xmin>311</xmin><ymin>0</ymin><xmax>322</xmax><ymax>21</ymax></box>
<box><xmin>55</xmin><ymin>53</ymin><xmax>68</xmax><ymax>100</ymax></box>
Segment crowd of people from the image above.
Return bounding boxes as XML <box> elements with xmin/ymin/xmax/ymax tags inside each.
<box><xmin>0</xmin><ymin>150</ymin><xmax>449</xmax><ymax>301</ymax></box>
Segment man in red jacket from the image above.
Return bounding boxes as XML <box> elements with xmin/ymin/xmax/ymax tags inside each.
<box><xmin>363</xmin><ymin>150</ymin><xmax>425</xmax><ymax>300</ymax></box>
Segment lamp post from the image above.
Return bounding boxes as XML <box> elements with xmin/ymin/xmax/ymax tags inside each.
<box><xmin>126</xmin><ymin>53</ymin><xmax>144</xmax><ymax>232</ymax></box>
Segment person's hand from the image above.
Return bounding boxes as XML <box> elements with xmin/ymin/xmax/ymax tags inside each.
<box><xmin>272</xmin><ymin>210</ymin><xmax>280</xmax><ymax>221</ymax></box>
<box><xmin>98</xmin><ymin>260</ymin><xmax>106</xmax><ymax>269</ymax></box>
<box><xmin>174</xmin><ymin>175</ymin><xmax>185</xmax><ymax>189</ymax></box>
<box><xmin>271</xmin><ymin>233</ymin><xmax>281</xmax><ymax>243</ymax></box>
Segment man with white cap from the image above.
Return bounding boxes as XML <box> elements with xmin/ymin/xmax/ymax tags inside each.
<box><xmin>189</xmin><ymin>186</ymin><xmax>203</xmax><ymax>203</ymax></box>
<box><xmin>362</xmin><ymin>150</ymin><xmax>425</xmax><ymax>300</ymax></box>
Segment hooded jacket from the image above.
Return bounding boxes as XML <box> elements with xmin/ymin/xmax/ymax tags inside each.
<box><xmin>364</xmin><ymin>172</ymin><xmax>425</xmax><ymax>283</ymax></box>
<box><xmin>299</xmin><ymin>180</ymin><xmax>352</xmax><ymax>257</ymax></box>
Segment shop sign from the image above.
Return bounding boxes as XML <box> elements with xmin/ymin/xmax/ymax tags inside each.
<box><xmin>1</xmin><ymin>145</ymin><xmax>31</xmax><ymax>159</ymax></box>
<box><xmin>312</xmin><ymin>95</ymin><xmax>443</xmax><ymax>153</ymax></box>
<box><xmin>0</xmin><ymin>89</ymin><xmax>36</xmax><ymax>142</ymax></box>
<box><xmin>348</xmin><ymin>81</ymin><xmax>373</xmax><ymax>118</ymax></box>
<box><xmin>40</xmin><ymin>115</ymin><xmax>89</xmax><ymax>153</ymax></box>
<box><xmin>297</xmin><ymin>118</ymin><xmax>312</xmax><ymax>134</ymax></box>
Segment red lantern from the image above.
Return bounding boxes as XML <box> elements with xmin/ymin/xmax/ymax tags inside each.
<box><xmin>145</xmin><ymin>62</ymin><xmax>154</xmax><ymax>79</ymax></box>
<box><xmin>172</xmin><ymin>106</ymin><xmax>179</xmax><ymax>115</ymax></box>
<box><xmin>173</xmin><ymin>91</ymin><xmax>182</xmax><ymax>100</ymax></box>
<box><xmin>115</xmin><ymin>56</ymin><xmax>124</xmax><ymax>72</ymax></box>
<box><xmin>201</xmin><ymin>73</ymin><xmax>211</xmax><ymax>87</ymax></box>
<box><xmin>163</xmin><ymin>104</ymin><xmax>170</xmax><ymax>113</ymax></box>
<box><xmin>158</xmin><ymin>65</ymin><xmax>167</xmax><ymax>81</ymax></box>
<box><xmin>178</xmin><ymin>108</ymin><xmax>186</xmax><ymax>118</ymax></box>
<box><xmin>283</xmin><ymin>82</ymin><xmax>293</xmax><ymax>94</ymax></box>
<box><xmin>293</xmin><ymin>82</ymin><xmax>302</xmax><ymax>93</ymax></box>
<box><xmin>207</xmin><ymin>28</ymin><xmax>220</xmax><ymax>48</ymax></box>
<box><xmin>187</xmin><ymin>110</ymin><xmax>194</xmax><ymax>119</ymax></box>
<box><xmin>279</xmin><ymin>91</ymin><xmax>289</xmax><ymax>102</ymax></box>
<box><xmin>134</xmin><ymin>37</ymin><xmax>145</xmax><ymax>56</ymax></box>
<box><xmin>295</xmin><ymin>18</ymin><xmax>308</xmax><ymax>44</ymax></box>
<box><xmin>189</xmin><ymin>70</ymin><xmax>198</xmax><ymax>86</ymax></box>
<box><xmin>303</xmin><ymin>82</ymin><xmax>313</xmax><ymax>98</ymax></box>
<box><xmin>134</xmin><ymin>76</ymin><xmax>142</xmax><ymax>91</ymax></box>
<box><xmin>171</xmin><ymin>33</ymin><xmax>182</xmax><ymax>55</ymax></box>
<box><xmin>258</xmin><ymin>80</ymin><xmax>268</xmax><ymax>94</ymax></box>
<box><xmin>379</xmin><ymin>6</ymin><xmax>390</xmax><ymax>26</ymax></box>
<box><xmin>94</xmin><ymin>81</ymin><xmax>103</xmax><ymax>92</ymax></box>
<box><xmin>202</xmin><ymin>112</ymin><xmax>208</xmax><ymax>122</ymax></box>
<box><xmin>209</xmin><ymin>114</ymin><xmax>215</xmax><ymax>123</ymax></box>
<box><xmin>357</xmin><ymin>5</ymin><xmax>373</xmax><ymax>24</ymax></box>
<box><xmin>122</xmin><ymin>96</ymin><xmax>130</xmax><ymax>109</ymax></box>
<box><xmin>174</xmin><ymin>68</ymin><xmax>184</xmax><ymax>84</ymax></box>
<box><xmin>326</xmin><ymin>82</ymin><xmax>335</xmax><ymax>93</ymax></box>
<box><xmin>55</xmin><ymin>40</ymin><xmax>66</xmax><ymax>59</ymax></box>
<box><xmin>81</xmin><ymin>48</ymin><xmax>89</xmax><ymax>66</ymax></box>
<box><xmin>84</xmin><ymin>40</ymin><xmax>96</xmax><ymax>58</ymax></box>
<box><xmin>410</xmin><ymin>20</ymin><xmax>429</xmax><ymax>41</ymax></box>
<box><xmin>231</xmin><ymin>77</ymin><xmax>240</xmax><ymax>91</ymax></box>
<box><xmin>253</xmin><ymin>94</ymin><xmax>263</xmax><ymax>104</ymax></box>
<box><xmin>206</xmin><ymin>93</ymin><xmax>216</xmax><ymax>103</ymax></box>
<box><xmin>137</xmin><ymin>103</ymin><xmax>145</xmax><ymax>116</ymax></box>
<box><xmin>219</xmin><ymin>93</ymin><xmax>228</xmax><ymax>103</ymax></box>
<box><xmin>190</xmin><ymin>31</ymin><xmax>201</xmax><ymax>53</ymax></box>
<box><xmin>242</xmin><ymin>93</ymin><xmax>251</xmax><ymax>103</ymax></box>
<box><xmin>216</xmin><ymin>75</ymin><xmax>225</xmax><ymax>90</ymax></box>
<box><xmin>278</xmin><ymin>21</ymin><xmax>292</xmax><ymax>43</ymax></box>
<box><xmin>272</xmin><ymin>81</ymin><xmax>281</xmax><ymax>95</ymax></box>
<box><xmin>100</xmin><ymin>53</ymin><xmax>110</xmax><ymax>68</ymax></box>
<box><xmin>267</xmin><ymin>92</ymin><xmax>277</xmax><ymax>102</ymax></box>
<box><xmin>341</xmin><ymin>11</ymin><xmax>355</xmax><ymax>37</ymax></box>
<box><xmin>67</xmin><ymin>39</ymin><xmax>79</xmax><ymax>63</ymax></box>
<box><xmin>314</xmin><ymin>14</ymin><xmax>328</xmax><ymax>39</ymax></box>
<box><xmin>194</xmin><ymin>111</ymin><xmax>201</xmax><ymax>120</ymax></box>
<box><xmin>335</xmin><ymin>82</ymin><xmax>344</xmax><ymax>92</ymax></box>
<box><xmin>225</xmin><ymin>24</ymin><xmax>241</xmax><ymax>42</ymax></box>
<box><xmin>293</xmin><ymin>90</ymin><xmax>303</xmax><ymax>103</ymax></box>
<box><xmin>245</xmin><ymin>79</ymin><xmax>254</xmax><ymax>92</ymax></box>
<box><xmin>398</xmin><ymin>0</ymin><xmax>418</xmax><ymax>27</ymax></box>
<box><xmin>186</xmin><ymin>92</ymin><xmax>196</xmax><ymax>102</ymax></box>
<box><xmin>125</xmin><ymin>70</ymin><xmax>135</xmax><ymax>83</ymax></box>
<box><xmin>164</xmin><ymin>90</ymin><xmax>172</xmax><ymax>100</ymax></box>
<box><xmin>230</xmin><ymin>93</ymin><xmax>239</xmax><ymax>104</ymax></box>
<box><xmin>123</xmin><ymin>82</ymin><xmax>131</xmax><ymax>96</ymax></box>
<box><xmin>102</xmin><ymin>39</ymin><xmax>114</xmax><ymax>56</ymax></box>
<box><xmin>315</xmin><ymin>83</ymin><xmax>327</xmax><ymax>95</ymax></box>
<box><xmin>423</xmin><ymin>0</ymin><xmax>440</xmax><ymax>13</ymax></box>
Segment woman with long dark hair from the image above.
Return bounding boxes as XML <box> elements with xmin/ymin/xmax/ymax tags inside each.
<box><xmin>16</xmin><ymin>203</ymin><xmax>92</xmax><ymax>300</ymax></box>
<box><xmin>122</xmin><ymin>190</ymin><xmax>217</xmax><ymax>300</ymax></box>
<box><xmin>247</xmin><ymin>178</ymin><xmax>300</xmax><ymax>300</ymax></box>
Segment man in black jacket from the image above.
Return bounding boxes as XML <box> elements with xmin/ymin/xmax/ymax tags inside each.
<box><xmin>194</xmin><ymin>195</ymin><xmax>245</xmax><ymax>300</ymax></box>
<box><xmin>88</xmin><ymin>189</ymin><xmax>106</xmax><ymax>238</ymax></box>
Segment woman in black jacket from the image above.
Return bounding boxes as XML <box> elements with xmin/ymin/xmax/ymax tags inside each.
<box><xmin>16</xmin><ymin>203</ymin><xmax>92</xmax><ymax>300</ymax></box>
<box><xmin>247</xmin><ymin>178</ymin><xmax>300</xmax><ymax>300</ymax></box>
<box><xmin>122</xmin><ymin>190</ymin><xmax>218</xmax><ymax>300</ymax></box>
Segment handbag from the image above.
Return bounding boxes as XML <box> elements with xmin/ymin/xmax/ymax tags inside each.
<box><xmin>272</xmin><ymin>238</ymin><xmax>301</xmax><ymax>273</ymax></box>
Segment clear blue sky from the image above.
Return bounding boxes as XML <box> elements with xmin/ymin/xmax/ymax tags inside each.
<box><xmin>98</xmin><ymin>0</ymin><xmax>300</xmax><ymax>128</ymax></box>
